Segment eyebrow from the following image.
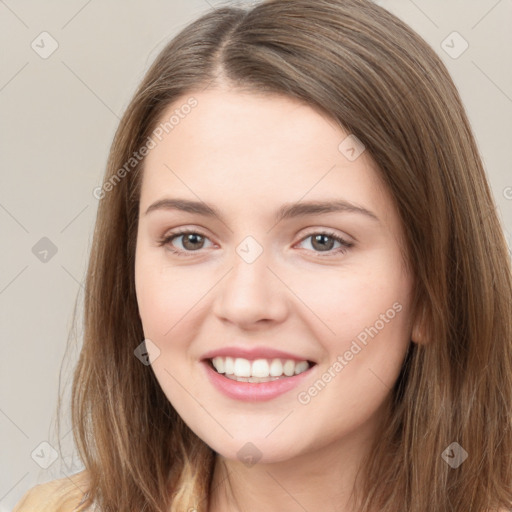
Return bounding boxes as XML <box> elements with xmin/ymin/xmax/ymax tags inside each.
<box><xmin>145</xmin><ymin>197</ymin><xmax>379</xmax><ymax>224</ymax></box>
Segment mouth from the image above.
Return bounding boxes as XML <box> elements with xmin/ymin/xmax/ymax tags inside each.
<box><xmin>199</xmin><ymin>346</ymin><xmax>319</xmax><ymax>401</ymax></box>
<box><xmin>204</xmin><ymin>356</ymin><xmax>317</xmax><ymax>383</ymax></box>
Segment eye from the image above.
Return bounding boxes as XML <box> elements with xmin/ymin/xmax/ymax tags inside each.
<box><xmin>157</xmin><ymin>229</ymin><xmax>353</xmax><ymax>257</ymax></box>
<box><xmin>296</xmin><ymin>230</ymin><xmax>353</xmax><ymax>256</ymax></box>
<box><xmin>157</xmin><ymin>229</ymin><xmax>213</xmax><ymax>256</ymax></box>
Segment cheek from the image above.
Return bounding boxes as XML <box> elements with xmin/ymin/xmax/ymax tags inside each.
<box><xmin>134</xmin><ymin>258</ymin><xmax>200</xmax><ymax>397</ymax></box>
<box><xmin>294</xmin><ymin>278</ymin><xmax>411</xmax><ymax>440</ymax></box>
<box><xmin>296</xmin><ymin>258</ymin><xmax>410</xmax><ymax>344</ymax></box>
<box><xmin>306</xmin><ymin>265</ymin><xmax>411</xmax><ymax>404</ymax></box>
<box><xmin>134</xmin><ymin>257</ymin><xmax>209</xmax><ymax>426</ymax></box>
<box><xmin>135</xmin><ymin>262</ymin><xmax>170</xmax><ymax>336</ymax></box>
<box><xmin>135</xmin><ymin>251</ymin><xmax>194</xmax><ymax>334</ymax></box>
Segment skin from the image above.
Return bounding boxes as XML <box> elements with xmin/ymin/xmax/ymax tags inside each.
<box><xmin>134</xmin><ymin>88</ymin><xmax>423</xmax><ymax>512</ymax></box>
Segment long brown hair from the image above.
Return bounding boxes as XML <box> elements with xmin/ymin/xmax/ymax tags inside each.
<box><xmin>55</xmin><ymin>0</ymin><xmax>512</xmax><ymax>510</ymax></box>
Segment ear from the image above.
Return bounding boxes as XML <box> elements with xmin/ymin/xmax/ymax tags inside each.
<box><xmin>411</xmin><ymin>305</ymin><xmax>428</xmax><ymax>345</ymax></box>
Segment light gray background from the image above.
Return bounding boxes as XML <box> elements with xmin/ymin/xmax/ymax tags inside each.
<box><xmin>1</xmin><ymin>0</ymin><xmax>511</xmax><ymax>509</ymax></box>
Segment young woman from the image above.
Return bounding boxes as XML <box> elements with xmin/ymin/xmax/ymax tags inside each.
<box><xmin>13</xmin><ymin>0</ymin><xmax>512</xmax><ymax>511</ymax></box>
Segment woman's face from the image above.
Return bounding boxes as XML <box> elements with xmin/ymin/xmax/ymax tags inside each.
<box><xmin>135</xmin><ymin>89</ymin><xmax>418</xmax><ymax>464</ymax></box>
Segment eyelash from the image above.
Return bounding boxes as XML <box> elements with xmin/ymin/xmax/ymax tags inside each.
<box><xmin>157</xmin><ymin>228</ymin><xmax>353</xmax><ymax>258</ymax></box>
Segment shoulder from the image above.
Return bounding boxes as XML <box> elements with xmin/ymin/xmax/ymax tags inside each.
<box><xmin>12</xmin><ymin>470</ymin><xmax>91</xmax><ymax>512</ymax></box>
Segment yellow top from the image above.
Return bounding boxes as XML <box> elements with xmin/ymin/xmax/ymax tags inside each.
<box><xmin>12</xmin><ymin>470</ymin><xmax>92</xmax><ymax>512</ymax></box>
<box><xmin>13</xmin><ymin>471</ymin><xmax>511</xmax><ymax>512</ymax></box>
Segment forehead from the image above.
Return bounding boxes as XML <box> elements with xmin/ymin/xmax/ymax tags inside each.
<box><xmin>139</xmin><ymin>89</ymin><xmax>393</xmax><ymax>226</ymax></box>
<box><xmin>147</xmin><ymin>89</ymin><xmax>343</xmax><ymax>168</ymax></box>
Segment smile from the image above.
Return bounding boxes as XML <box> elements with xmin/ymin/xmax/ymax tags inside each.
<box><xmin>210</xmin><ymin>356</ymin><xmax>311</xmax><ymax>382</ymax></box>
<box><xmin>202</xmin><ymin>357</ymin><xmax>317</xmax><ymax>401</ymax></box>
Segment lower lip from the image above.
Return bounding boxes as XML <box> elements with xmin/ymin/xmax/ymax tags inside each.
<box><xmin>202</xmin><ymin>361</ymin><xmax>316</xmax><ymax>402</ymax></box>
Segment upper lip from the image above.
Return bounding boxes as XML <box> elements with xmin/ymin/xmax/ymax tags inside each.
<box><xmin>201</xmin><ymin>346</ymin><xmax>315</xmax><ymax>363</ymax></box>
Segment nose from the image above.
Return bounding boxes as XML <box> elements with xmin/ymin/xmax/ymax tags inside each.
<box><xmin>212</xmin><ymin>248</ymin><xmax>289</xmax><ymax>329</ymax></box>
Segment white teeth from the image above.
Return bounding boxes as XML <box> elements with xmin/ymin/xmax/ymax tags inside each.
<box><xmin>234</xmin><ymin>358</ymin><xmax>251</xmax><ymax>377</ymax></box>
<box><xmin>212</xmin><ymin>356</ymin><xmax>225</xmax><ymax>373</ymax></box>
<box><xmin>269</xmin><ymin>359</ymin><xmax>283</xmax><ymax>376</ymax></box>
<box><xmin>294</xmin><ymin>361</ymin><xmax>309</xmax><ymax>374</ymax></box>
<box><xmin>283</xmin><ymin>360</ymin><xmax>295</xmax><ymax>376</ymax></box>
<box><xmin>210</xmin><ymin>356</ymin><xmax>311</xmax><ymax>379</ymax></box>
<box><xmin>251</xmin><ymin>359</ymin><xmax>270</xmax><ymax>378</ymax></box>
<box><xmin>225</xmin><ymin>374</ymin><xmax>281</xmax><ymax>383</ymax></box>
<box><xmin>224</xmin><ymin>357</ymin><xmax>234</xmax><ymax>375</ymax></box>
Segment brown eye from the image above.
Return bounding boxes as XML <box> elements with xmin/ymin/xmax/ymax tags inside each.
<box><xmin>297</xmin><ymin>231</ymin><xmax>353</xmax><ymax>256</ymax></box>
<box><xmin>310</xmin><ymin>234</ymin><xmax>337</xmax><ymax>252</ymax></box>
<box><xmin>158</xmin><ymin>230</ymin><xmax>213</xmax><ymax>256</ymax></box>
<box><xmin>180</xmin><ymin>233</ymin><xmax>205</xmax><ymax>251</ymax></box>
